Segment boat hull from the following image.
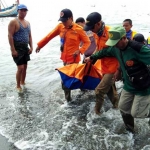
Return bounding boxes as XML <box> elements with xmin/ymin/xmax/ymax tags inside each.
<box><xmin>0</xmin><ymin>5</ymin><xmax>18</xmax><ymax>17</ymax></box>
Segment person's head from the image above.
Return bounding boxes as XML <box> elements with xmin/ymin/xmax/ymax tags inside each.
<box><xmin>106</xmin><ymin>26</ymin><xmax>127</xmax><ymax>49</ymax></box>
<box><xmin>84</xmin><ymin>12</ymin><xmax>103</xmax><ymax>33</ymax></box>
<box><xmin>123</xmin><ymin>19</ymin><xmax>132</xmax><ymax>32</ymax></box>
<box><xmin>75</xmin><ymin>17</ymin><xmax>85</xmax><ymax>27</ymax></box>
<box><xmin>133</xmin><ymin>33</ymin><xmax>146</xmax><ymax>44</ymax></box>
<box><xmin>17</xmin><ymin>4</ymin><xmax>28</xmax><ymax>18</ymax></box>
<box><xmin>58</xmin><ymin>8</ymin><xmax>73</xmax><ymax>28</ymax></box>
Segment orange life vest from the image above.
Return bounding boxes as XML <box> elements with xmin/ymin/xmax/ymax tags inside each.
<box><xmin>94</xmin><ymin>26</ymin><xmax>119</xmax><ymax>74</ymax></box>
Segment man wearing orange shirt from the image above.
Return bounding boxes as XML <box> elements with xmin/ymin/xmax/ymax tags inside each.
<box><xmin>84</xmin><ymin>12</ymin><xmax>119</xmax><ymax>115</ymax></box>
<box><xmin>35</xmin><ymin>8</ymin><xmax>90</xmax><ymax>102</ymax></box>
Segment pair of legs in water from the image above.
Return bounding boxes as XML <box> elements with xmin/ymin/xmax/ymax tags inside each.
<box><xmin>14</xmin><ymin>56</ymin><xmax>28</xmax><ymax>92</ymax></box>
<box><xmin>119</xmin><ymin>89</ymin><xmax>150</xmax><ymax>133</ymax></box>
<box><xmin>62</xmin><ymin>72</ymin><xmax>119</xmax><ymax>109</ymax></box>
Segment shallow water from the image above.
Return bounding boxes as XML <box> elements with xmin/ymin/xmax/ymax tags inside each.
<box><xmin>0</xmin><ymin>0</ymin><xmax>150</xmax><ymax>149</ymax></box>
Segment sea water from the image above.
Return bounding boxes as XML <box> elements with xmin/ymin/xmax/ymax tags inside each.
<box><xmin>0</xmin><ymin>0</ymin><xmax>150</xmax><ymax>149</ymax></box>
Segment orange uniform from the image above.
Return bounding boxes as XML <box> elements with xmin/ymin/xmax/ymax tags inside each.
<box><xmin>37</xmin><ymin>23</ymin><xmax>90</xmax><ymax>64</ymax></box>
<box><xmin>94</xmin><ymin>26</ymin><xmax>119</xmax><ymax>74</ymax></box>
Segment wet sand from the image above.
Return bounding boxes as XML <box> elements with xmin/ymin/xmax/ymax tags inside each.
<box><xmin>0</xmin><ymin>134</ymin><xmax>19</xmax><ymax>150</ymax></box>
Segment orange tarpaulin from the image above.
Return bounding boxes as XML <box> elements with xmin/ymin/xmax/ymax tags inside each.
<box><xmin>56</xmin><ymin>62</ymin><xmax>102</xmax><ymax>90</ymax></box>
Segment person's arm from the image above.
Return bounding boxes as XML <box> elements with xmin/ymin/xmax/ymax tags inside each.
<box><xmin>84</xmin><ymin>46</ymin><xmax>115</xmax><ymax>63</ymax></box>
<box><xmin>77</xmin><ymin>29</ymin><xmax>90</xmax><ymax>55</ymax></box>
<box><xmin>90</xmin><ymin>46</ymin><xmax>114</xmax><ymax>60</ymax></box>
<box><xmin>8</xmin><ymin>20</ymin><xmax>18</xmax><ymax>57</ymax></box>
<box><xmin>28</xmin><ymin>22</ymin><xmax>33</xmax><ymax>54</ymax></box>
<box><xmin>36</xmin><ymin>24</ymin><xmax>60</xmax><ymax>53</ymax></box>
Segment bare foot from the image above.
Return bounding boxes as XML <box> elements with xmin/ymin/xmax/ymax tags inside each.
<box><xmin>16</xmin><ymin>87</ymin><xmax>23</xmax><ymax>93</ymax></box>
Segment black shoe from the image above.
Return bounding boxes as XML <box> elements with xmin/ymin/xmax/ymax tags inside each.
<box><xmin>120</xmin><ymin>111</ymin><xmax>135</xmax><ymax>133</ymax></box>
<box><xmin>125</xmin><ymin>124</ymin><xmax>135</xmax><ymax>133</ymax></box>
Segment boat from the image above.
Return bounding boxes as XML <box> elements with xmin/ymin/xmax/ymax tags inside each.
<box><xmin>0</xmin><ymin>0</ymin><xmax>19</xmax><ymax>18</ymax></box>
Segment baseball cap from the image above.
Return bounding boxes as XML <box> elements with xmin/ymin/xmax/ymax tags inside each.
<box><xmin>17</xmin><ymin>4</ymin><xmax>28</xmax><ymax>11</ymax></box>
<box><xmin>84</xmin><ymin>12</ymin><xmax>101</xmax><ymax>31</ymax></box>
<box><xmin>75</xmin><ymin>17</ymin><xmax>85</xmax><ymax>23</ymax></box>
<box><xmin>106</xmin><ymin>26</ymin><xmax>126</xmax><ymax>46</ymax></box>
<box><xmin>58</xmin><ymin>8</ymin><xmax>73</xmax><ymax>22</ymax></box>
<box><xmin>133</xmin><ymin>33</ymin><xmax>145</xmax><ymax>43</ymax></box>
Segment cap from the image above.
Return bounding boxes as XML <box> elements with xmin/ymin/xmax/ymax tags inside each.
<box><xmin>84</xmin><ymin>12</ymin><xmax>101</xmax><ymax>31</ymax></box>
<box><xmin>17</xmin><ymin>4</ymin><xmax>28</xmax><ymax>11</ymax></box>
<box><xmin>75</xmin><ymin>17</ymin><xmax>85</xmax><ymax>23</ymax></box>
<box><xmin>106</xmin><ymin>26</ymin><xmax>126</xmax><ymax>46</ymax></box>
<box><xmin>133</xmin><ymin>33</ymin><xmax>145</xmax><ymax>43</ymax></box>
<box><xmin>58</xmin><ymin>8</ymin><xmax>72</xmax><ymax>22</ymax></box>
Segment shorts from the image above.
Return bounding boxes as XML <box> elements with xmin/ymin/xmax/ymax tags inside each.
<box><xmin>13</xmin><ymin>41</ymin><xmax>30</xmax><ymax>66</ymax></box>
<box><xmin>13</xmin><ymin>55</ymin><xmax>28</xmax><ymax>66</ymax></box>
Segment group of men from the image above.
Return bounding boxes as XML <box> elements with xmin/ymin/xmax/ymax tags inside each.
<box><xmin>8</xmin><ymin>4</ymin><xmax>150</xmax><ymax>133</ymax></box>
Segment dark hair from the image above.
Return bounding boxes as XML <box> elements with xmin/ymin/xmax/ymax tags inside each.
<box><xmin>133</xmin><ymin>33</ymin><xmax>145</xmax><ymax>43</ymax></box>
<box><xmin>123</xmin><ymin>19</ymin><xmax>132</xmax><ymax>25</ymax></box>
<box><xmin>75</xmin><ymin>17</ymin><xmax>85</xmax><ymax>23</ymax></box>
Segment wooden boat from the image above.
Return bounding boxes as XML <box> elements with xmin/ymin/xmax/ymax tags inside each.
<box><xmin>0</xmin><ymin>0</ymin><xmax>19</xmax><ymax>18</ymax></box>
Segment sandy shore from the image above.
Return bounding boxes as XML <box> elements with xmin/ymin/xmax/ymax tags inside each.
<box><xmin>0</xmin><ymin>134</ymin><xmax>19</xmax><ymax>150</ymax></box>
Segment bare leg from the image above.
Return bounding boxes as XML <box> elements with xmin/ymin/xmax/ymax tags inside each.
<box><xmin>16</xmin><ymin>65</ymin><xmax>24</xmax><ymax>88</ymax></box>
<box><xmin>20</xmin><ymin>64</ymin><xmax>27</xmax><ymax>85</ymax></box>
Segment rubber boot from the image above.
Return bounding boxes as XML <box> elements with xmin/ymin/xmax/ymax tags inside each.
<box><xmin>120</xmin><ymin>111</ymin><xmax>135</xmax><ymax>133</ymax></box>
<box><xmin>64</xmin><ymin>90</ymin><xmax>71</xmax><ymax>102</ymax></box>
<box><xmin>94</xmin><ymin>95</ymin><xmax>104</xmax><ymax>115</ymax></box>
<box><xmin>62</xmin><ymin>82</ymin><xmax>72</xmax><ymax>102</ymax></box>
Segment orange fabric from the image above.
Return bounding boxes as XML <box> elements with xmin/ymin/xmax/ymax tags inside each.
<box><xmin>57</xmin><ymin>63</ymin><xmax>102</xmax><ymax>82</ymax></box>
<box><xmin>37</xmin><ymin>23</ymin><xmax>90</xmax><ymax>63</ymax></box>
<box><xmin>94</xmin><ymin>26</ymin><xmax>119</xmax><ymax>74</ymax></box>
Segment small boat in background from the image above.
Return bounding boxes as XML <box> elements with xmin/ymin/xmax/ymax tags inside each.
<box><xmin>0</xmin><ymin>0</ymin><xmax>19</xmax><ymax>18</ymax></box>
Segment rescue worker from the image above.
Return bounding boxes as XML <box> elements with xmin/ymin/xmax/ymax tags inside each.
<box><xmin>85</xmin><ymin>26</ymin><xmax>150</xmax><ymax>133</ymax></box>
<box><xmin>115</xmin><ymin>33</ymin><xmax>147</xmax><ymax>81</ymax></box>
<box><xmin>84</xmin><ymin>12</ymin><xmax>119</xmax><ymax>115</ymax></box>
<box><xmin>35</xmin><ymin>8</ymin><xmax>90</xmax><ymax>102</ymax></box>
<box><xmin>115</xmin><ymin>19</ymin><xmax>138</xmax><ymax>81</ymax></box>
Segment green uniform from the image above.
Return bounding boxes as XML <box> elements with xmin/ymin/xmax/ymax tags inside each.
<box><xmin>90</xmin><ymin>40</ymin><xmax>150</xmax><ymax>96</ymax></box>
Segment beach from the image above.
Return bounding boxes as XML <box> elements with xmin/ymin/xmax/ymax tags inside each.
<box><xmin>0</xmin><ymin>0</ymin><xmax>150</xmax><ymax>149</ymax></box>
